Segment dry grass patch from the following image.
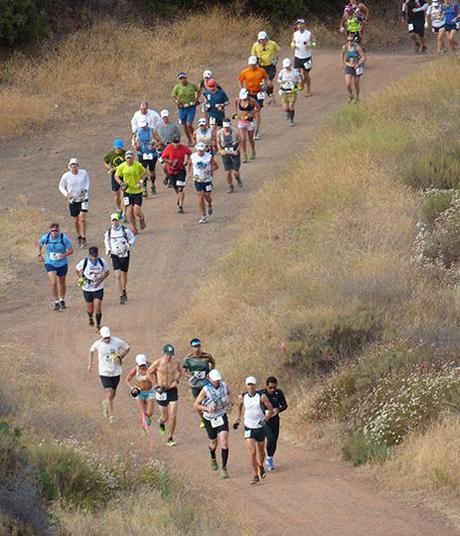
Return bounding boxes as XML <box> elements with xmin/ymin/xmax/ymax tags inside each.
<box><xmin>0</xmin><ymin>9</ymin><xmax>268</xmax><ymax>139</ymax></box>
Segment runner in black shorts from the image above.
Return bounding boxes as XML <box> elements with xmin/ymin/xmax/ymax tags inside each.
<box><xmin>155</xmin><ymin>387</ymin><xmax>178</xmax><ymax>407</ymax></box>
<box><xmin>405</xmin><ymin>0</ymin><xmax>428</xmax><ymax>53</ymax></box>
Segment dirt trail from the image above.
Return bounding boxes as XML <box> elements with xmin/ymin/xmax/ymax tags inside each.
<box><xmin>0</xmin><ymin>49</ymin><xmax>455</xmax><ymax>535</ymax></box>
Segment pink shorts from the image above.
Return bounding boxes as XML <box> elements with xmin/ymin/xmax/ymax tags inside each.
<box><xmin>238</xmin><ymin>120</ymin><xmax>255</xmax><ymax>131</ymax></box>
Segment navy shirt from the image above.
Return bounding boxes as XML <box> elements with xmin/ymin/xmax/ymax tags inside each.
<box><xmin>204</xmin><ymin>87</ymin><xmax>229</xmax><ymax>121</ymax></box>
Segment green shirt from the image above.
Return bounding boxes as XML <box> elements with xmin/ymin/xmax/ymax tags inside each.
<box><xmin>172</xmin><ymin>82</ymin><xmax>199</xmax><ymax>106</ymax></box>
<box><xmin>104</xmin><ymin>149</ymin><xmax>126</xmax><ymax>170</ymax></box>
<box><xmin>182</xmin><ymin>352</ymin><xmax>215</xmax><ymax>388</ymax></box>
<box><xmin>115</xmin><ymin>161</ymin><xmax>146</xmax><ymax>194</ymax></box>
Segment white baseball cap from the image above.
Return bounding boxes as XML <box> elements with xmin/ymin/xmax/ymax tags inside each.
<box><xmin>222</xmin><ymin>119</ymin><xmax>232</xmax><ymax>128</ymax></box>
<box><xmin>209</xmin><ymin>369</ymin><xmax>222</xmax><ymax>382</ymax></box>
<box><xmin>100</xmin><ymin>326</ymin><xmax>111</xmax><ymax>338</ymax></box>
<box><xmin>203</xmin><ymin>69</ymin><xmax>212</xmax><ymax>79</ymax></box>
<box><xmin>245</xmin><ymin>376</ymin><xmax>257</xmax><ymax>385</ymax></box>
<box><xmin>239</xmin><ymin>88</ymin><xmax>249</xmax><ymax>99</ymax></box>
<box><xmin>248</xmin><ymin>55</ymin><xmax>258</xmax><ymax>65</ymax></box>
<box><xmin>195</xmin><ymin>142</ymin><xmax>206</xmax><ymax>151</ymax></box>
<box><xmin>198</xmin><ymin>118</ymin><xmax>207</xmax><ymax>126</ymax></box>
<box><xmin>282</xmin><ymin>58</ymin><xmax>292</xmax><ymax>68</ymax></box>
<box><xmin>136</xmin><ymin>354</ymin><xmax>148</xmax><ymax>366</ymax></box>
<box><xmin>68</xmin><ymin>157</ymin><xmax>79</xmax><ymax>166</ymax></box>
<box><xmin>160</xmin><ymin>109</ymin><xmax>169</xmax><ymax>118</ymax></box>
<box><xmin>258</xmin><ymin>31</ymin><xmax>268</xmax><ymax>40</ymax></box>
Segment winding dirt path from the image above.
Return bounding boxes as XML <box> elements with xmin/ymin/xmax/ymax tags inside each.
<box><xmin>0</xmin><ymin>48</ymin><xmax>456</xmax><ymax>535</ymax></box>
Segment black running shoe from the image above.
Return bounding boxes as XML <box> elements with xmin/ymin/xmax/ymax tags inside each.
<box><xmin>60</xmin><ymin>300</ymin><xmax>66</xmax><ymax>310</ymax></box>
<box><xmin>53</xmin><ymin>302</ymin><xmax>60</xmax><ymax>311</ymax></box>
<box><xmin>258</xmin><ymin>465</ymin><xmax>266</xmax><ymax>480</ymax></box>
<box><xmin>120</xmin><ymin>292</ymin><xmax>127</xmax><ymax>305</ymax></box>
<box><xmin>89</xmin><ymin>317</ymin><xmax>95</xmax><ymax>327</ymax></box>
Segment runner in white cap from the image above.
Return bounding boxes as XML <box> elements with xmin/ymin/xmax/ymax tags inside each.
<box><xmin>234</xmin><ymin>376</ymin><xmax>275</xmax><ymax>485</ymax></box>
<box><xmin>58</xmin><ymin>158</ymin><xmax>90</xmax><ymax>248</ymax></box>
<box><xmin>194</xmin><ymin>369</ymin><xmax>233</xmax><ymax>479</ymax></box>
<box><xmin>234</xmin><ymin>88</ymin><xmax>260</xmax><ymax>162</ymax></box>
<box><xmin>125</xmin><ymin>353</ymin><xmax>155</xmax><ymax>431</ymax></box>
<box><xmin>189</xmin><ymin>142</ymin><xmax>219</xmax><ymax>223</ymax></box>
<box><xmin>104</xmin><ymin>212</ymin><xmax>135</xmax><ymax>305</ymax></box>
<box><xmin>88</xmin><ymin>327</ymin><xmax>130</xmax><ymax>425</ymax></box>
<box><xmin>277</xmin><ymin>58</ymin><xmax>302</xmax><ymax>125</ymax></box>
<box><xmin>193</xmin><ymin>117</ymin><xmax>215</xmax><ymax>154</ymax></box>
<box><xmin>291</xmin><ymin>18</ymin><xmax>316</xmax><ymax>97</ymax></box>
<box><xmin>217</xmin><ymin>118</ymin><xmax>243</xmax><ymax>193</ymax></box>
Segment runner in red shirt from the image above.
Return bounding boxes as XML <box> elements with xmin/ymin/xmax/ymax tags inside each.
<box><xmin>161</xmin><ymin>136</ymin><xmax>192</xmax><ymax>213</ymax></box>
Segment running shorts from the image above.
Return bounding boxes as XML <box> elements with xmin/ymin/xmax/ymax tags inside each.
<box><xmin>444</xmin><ymin>23</ymin><xmax>457</xmax><ymax>32</ymax></box>
<box><xmin>135</xmin><ymin>388</ymin><xmax>156</xmax><ymax>401</ymax></box>
<box><xmin>194</xmin><ymin>181</ymin><xmax>213</xmax><ymax>193</ymax></box>
<box><xmin>178</xmin><ymin>105</ymin><xmax>197</xmax><ymax>125</ymax></box>
<box><xmin>408</xmin><ymin>22</ymin><xmax>425</xmax><ymax>37</ymax></box>
<box><xmin>237</xmin><ymin>119</ymin><xmax>255</xmax><ymax>131</ymax></box>
<box><xmin>45</xmin><ymin>263</ymin><xmax>68</xmax><ymax>277</ymax></box>
<box><xmin>69</xmin><ymin>201</ymin><xmax>88</xmax><ymax>217</ymax></box>
<box><xmin>248</xmin><ymin>92</ymin><xmax>264</xmax><ymax>109</ymax></box>
<box><xmin>261</xmin><ymin>64</ymin><xmax>276</xmax><ymax>80</ymax></box>
<box><xmin>83</xmin><ymin>289</ymin><xmax>104</xmax><ymax>302</ymax></box>
<box><xmin>204</xmin><ymin>413</ymin><xmax>229</xmax><ymax>440</ymax></box>
<box><xmin>111</xmin><ymin>253</ymin><xmax>130</xmax><ymax>273</ymax></box>
<box><xmin>191</xmin><ymin>386</ymin><xmax>203</xmax><ymax>399</ymax></box>
<box><xmin>168</xmin><ymin>168</ymin><xmax>186</xmax><ymax>191</ymax></box>
<box><xmin>221</xmin><ymin>153</ymin><xmax>241</xmax><ymax>172</ymax></box>
<box><xmin>345</xmin><ymin>65</ymin><xmax>363</xmax><ymax>77</ymax></box>
<box><xmin>244</xmin><ymin>426</ymin><xmax>266</xmax><ymax>442</ymax></box>
<box><xmin>111</xmin><ymin>173</ymin><xmax>121</xmax><ymax>192</ymax></box>
<box><xmin>280</xmin><ymin>92</ymin><xmax>297</xmax><ymax>104</ymax></box>
<box><xmin>123</xmin><ymin>193</ymin><xmax>143</xmax><ymax>206</ymax></box>
<box><xmin>138</xmin><ymin>153</ymin><xmax>158</xmax><ymax>172</ymax></box>
<box><xmin>156</xmin><ymin>387</ymin><xmax>178</xmax><ymax>406</ymax></box>
<box><xmin>100</xmin><ymin>375</ymin><xmax>120</xmax><ymax>390</ymax></box>
<box><xmin>432</xmin><ymin>24</ymin><xmax>445</xmax><ymax>33</ymax></box>
<box><xmin>294</xmin><ymin>56</ymin><xmax>312</xmax><ymax>71</ymax></box>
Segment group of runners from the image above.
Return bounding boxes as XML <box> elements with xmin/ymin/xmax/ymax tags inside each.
<box><xmin>88</xmin><ymin>332</ymin><xmax>288</xmax><ymax>484</ymax></box>
<box><xmin>36</xmin><ymin>4</ymin><xmax>457</xmax><ymax>482</ymax></box>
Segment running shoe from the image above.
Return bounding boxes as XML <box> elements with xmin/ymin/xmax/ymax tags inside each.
<box><xmin>178</xmin><ymin>206</ymin><xmax>184</xmax><ymax>214</ymax></box>
<box><xmin>242</xmin><ymin>153</ymin><xmax>248</xmax><ymax>163</ymax></box>
<box><xmin>207</xmin><ymin>204</ymin><xmax>213</xmax><ymax>216</ymax></box>
<box><xmin>347</xmin><ymin>95</ymin><xmax>354</xmax><ymax>104</ymax></box>
<box><xmin>166</xmin><ymin>438</ymin><xmax>177</xmax><ymax>447</ymax></box>
<box><xmin>81</xmin><ymin>238</ymin><xmax>87</xmax><ymax>248</ymax></box>
<box><xmin>236</xmin><ymin>177</ymin><xmax>243</xmax><ymax>188</ymax></box>
<box><xmin>109</xmin><ymin>415</ymin><xmax>116</xmax><ymax>425</ymax></box>
<box><xmin>102</xmin><ymin>400</ymin><xmax>109</xmax><ymax>418</ymax></box>
<box><xmin>415</xmin><ymin>42</ymin><xmax>421</xmax><ymax>53</ymax></box>
<box><xmin>121</xmin><ymin>213</ymin><xmax>129</xmax><ymax>224</ymax></box>
<box><xmin>304</xmin><ymin>90</ymin><xmax>312</xmax><ymax>97</ymax></box>
<box><xmin>266</xmin><ymin>457</ymin><xmax>274</xmax><ymax>471</ymax></box>
<box><xmin>198</xmin><ymin>216</ymin><xmax>208</xmax><ymax>224</ymax></box>
<box><xmin>250</xmin><ymin>475</ymin><xmax>260</xmax><ymax>485</ymax></box>
<box><xmin>226</xmin><ymin>185</ymin><xmax>235</xmax><ymax>194</ymax></box>
<box><xmin>146</xmin><ymin>416</ymin><xmax>153</xmax><ymax>426</ymax></box>
<box><xmin>249</xmin><ymin>151</ymin><xmax>256</xmax><ymax>160</ymax></box>
<box><xmin>221</xmin><ymin>467</ymin><xmax>229</xmax><ymax>479</ymax></box>
<box><xmin>53</xmin><ymin>302</ymin><xmax>60</xmax><ymax>311</ymax></box>
<box><xmin>258</xmin><ymin>465</ymin><xmax>266</xmax><ymax>479</ymax></box>
<box><xmin>77</xmin><ymin>236</ymin><xmax>82</xmax><ymax>247</ymax></box>
<box><xmin>120</xmin><ymin>291</ymin><xmax>127</xmax><ymax>305</ymax></box>
<box><xmin>254</xmin><ymin>133</ymin><xmax>259</xmax><ymax>140</ymax></box>
<box><xmin>89</xmin><ymin>317</ymin><xmax>95</xmax><ymax>327</ymax></box>
<box><xmin>290</xmin><ymin>119</ymin><xmax>295</xmax><ymax>127</ymax></box>
<box><xmin>96</xmin><ymin>325</ymin><xmax>101</xmax><ymax>333</ymax></box>
<box><xmin>421</xmin><ymin>46</ymin><xmax>427</xmax><ymax>54</ymax></box>
<box><xmin>143</xmin><ymin>187</ymin><xmax>148</xmax><ymax>198</ymax></box>
<box><xmin>210</xmin><ymin>459</ymin><xmax>219</xmax><ymax>471</ymax></box>
<box><xmin>59</xmin><ymin>300</ymin><xmax>66</xmax><ymax>310</ymax></box>
<box><xmin>163</xmin><ymin>176</ymin><xmax>169</xmax><ymax>186</ymax></box>
<box><xmin>151</xmin><ymin>184</ymin><xmax>157</xmax><ymax>194</ymax></box>
<box><xmin>139</xmin><ymin>217</ymin><xmax>146</xmax><ymax>230</ymax></box>
<box><xmin>159</xmin><ymin>421</ymin><xmax>166</xmax><ymax>436</ymax></box>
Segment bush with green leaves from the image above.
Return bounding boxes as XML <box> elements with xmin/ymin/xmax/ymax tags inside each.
<box><xmin>0</xmin><ymin>0</ymin><xmax>49</xmax><ymax>46</ymax></box>
<box><xmin>342</xmin><ymin>431</ymin><xmax>391</xmax><ymax>466</ymax></box>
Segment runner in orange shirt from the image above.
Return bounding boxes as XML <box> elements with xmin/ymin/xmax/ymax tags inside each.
<box><xmin>238</xmin><ymin>56</ymin><xmax>267</xmax><ymax>140</ymax></box>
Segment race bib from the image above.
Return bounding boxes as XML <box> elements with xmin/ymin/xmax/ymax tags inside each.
<box><xmin>211</xmin><ymin>416</ymin><xmax>224</xmax><ymax>428</ymax></box>
<box><xmin>194</xmin><ymin>370</ymin><xmax>206</xmax><ymax>380</ymax></box>
<box><xmin>49</xmin><ymin>252</ymin><xmax>61</xmax><ymax>260</ymax></box>
<box><xmin>355</xmin><ymin>65</ymin><xmax>364</xmax><ymax>76</ymax></box>
<box><xmin>244</xmin><ymin>429</ymin><xmax>252</xmax><ymax>439</ymax></box>
<box><xmin>304</xmin><ymin>58</ymin><xmax>312</xmax><ymax>69</ymax></box>
<box><xmin>205</xmin><ymin>183</ymin><xmax>212</xmax><ymax>192</ymax></box>
<box><xmin>209</xmin><ymin>116</ymin><xmax>216</xmax><ymax>126</ymax></box>
<box><xmin>143</xmin><ymin>153</ymin><xmax>154</xmax><ymax>160</ymax></box>
<box><xmin>81</xmin><ymin>201</ymin><xmax>88</xmax><ymax>211</ymax></box>
<box><xmin>256</xmin><ymin>92</ymin><xmax>266</xmax><ymax>100</ymax></box>
<box><xmin>155</xmin><ymin>391</ymin><xmax>167</xmax><ymax>401</ymax></box>
<box><xmin>123</xmin><ymin>196</ymin><xmax>130</xmax><ymax>206</ymax></box>
<box><xmin>175</xmin><ymin>180</ymin><xmax>186</xmax><ymax>187</ymax></box>
<box><xmin>407</xmin><ymin>23</ymin><xmax>414</xmax><ymax>31</ymax></box>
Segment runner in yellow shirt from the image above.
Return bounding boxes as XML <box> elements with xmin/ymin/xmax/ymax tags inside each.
<box><xmin>250</xmin><ymin>31</ymin><xmax>280</xmax><ymax>105</ymax></box>
<box><xmin>114</xmin><ymin>151</ymin><xmax>147</xmax><ymax>235</ymax></box>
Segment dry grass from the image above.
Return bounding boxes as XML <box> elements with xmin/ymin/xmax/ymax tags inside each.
<box><xmin>0</xmin><ymin>9</ymin><xmax>268</xmax><ymax>139</ymax></box>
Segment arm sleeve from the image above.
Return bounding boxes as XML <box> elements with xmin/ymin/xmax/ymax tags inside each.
<box><xmin>58</xmin><ymin>175</ymin><xmax>67</xmax><ymax>197</ymax></box>
<box><xmin>278</xmin><ymin>390</ymin><xmax>288</xmax><ymax>412</ymax></box>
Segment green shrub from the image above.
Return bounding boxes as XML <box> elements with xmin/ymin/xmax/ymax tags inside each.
<box><xmin>350</xmin><ymin>364</ymin><xmax>460</xmax><ymax>446</ymax></box>
<box><xmin>405</xmin><ymin>143</ymin><xmax>460</xmax><ymax>190</ymax></box>
<box><xmin>285</xmin><ymin>308</ymin><xmax>382</xmax><ymax>375</ymax></box>
<box><xmin>0</xmin><ymin>421</ymin><xmax>24</xmax><ymax>475</ymax></box>
<box><xmin>0</xmin><ymin>0</ymin><xmax>49</xmax><ymax>46</ymax></box>
<box><xmin>421</xmin><ymin>189</ymin><xmax>458</xmax><ymax>224</ymax></box>
<box><xmin>342</xmin><ymin>431</ymin><xmax>391</xmax><ymax>466</ymax></box>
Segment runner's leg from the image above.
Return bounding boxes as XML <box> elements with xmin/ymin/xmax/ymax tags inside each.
<box><xmin>47</xmin><ymin>272</ymin><xmax>59</xmax><ymax>302</ymax></box>
<box><xmin>246</xmin><ymin>438</ymin><xmax>258</xmax><ymax>476</ymax></box>
<box><xmin>79</xmin><ymin>212</ymin><xmax>87</xmax><ymax>241</ymax></box>
<box><xmin>256</xmin><ymin>439</ymin><xmax>266</xmax><ymax>470</ymax></box>
<box><xmin>94</xmin><ymin>298</ymin><xmax>103</xmax><ymax>329</ymax></box>
<box><xmin>105</xmin><ymin>387</ymin><xmax>116</xmax><ymax>417</ymax></box>
<box><xmin>168</xmin><ymin>401</ymin><xmax>178</xmax><ymax>438</ymax></box>
<box><xmin>219</xmin><ymin>430</ymin><xmax>229</xmax><ymax>469</ymax></box>
<box><xmin>57</xmin><ymin>275</ymin><xmax>67</xmax><ymax>301</ymax></box>
<box><xmin>198</xmin><ymin>191</ymin><xmax>206</xmax><ymax>217</ymax></box>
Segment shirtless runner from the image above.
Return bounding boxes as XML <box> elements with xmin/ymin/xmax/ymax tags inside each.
<box><xmin>148</xmin><ymin>344</ymin><xmax>182</xmax><ymax>446</ymax></box>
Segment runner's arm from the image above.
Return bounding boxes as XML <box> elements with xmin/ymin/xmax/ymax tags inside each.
<box><xmin>104</xmin><ymin>231</ymin><xmax>111</xmax><ymax>255</ymax></box>
<box><xmin>88</xmin><ymin>349</ymin><xmax>95</xmax><ymax>372</ymax></box>
<box><xmin>235</xmin><ymin>394</ymin><xmax>244</xmax><ymax>423</ymax></box>
<box><xmin>125</xmin><ymin>367</ymin><xmax>136</xmax><ymax>387</ymax></box>
<box><xmin>147</xmin><ymin>361</ymin><xmax>159</xmax><ymax>387</ymax></box>
<box><xmin>210</xmin><ymin>157</ymin><xmax>219</xmax><ymax>173</ymax></box>
<box><xmin>58</xmin><ymin>175</ymin><xmax>68</xmax><ymax>198</ymax></box>
<box><xmin>357</xmin><ymin>46</ymin><xmax>366</xmax><ymax>65</ymax></box>
<box><xmin>193</xmin><ymin>388</ymin><xmax>208</xmax><ymax>412</ymax></box>
<box><xmin>119</xmin><ymin>342</ymin><xmax>130</xmax><ymax>360</ymax></box>
<box><xmin>278</xmin><ymin>390</ymin><xmax>288</xmax><ymax>413</ymax></box>
<box><xmin>261</xmin><ymin>393</ymin><xmax>276</xmax><ymax>419</ymax></box>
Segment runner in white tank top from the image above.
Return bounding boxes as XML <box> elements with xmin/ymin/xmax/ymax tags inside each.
<box><xmin>234</xmin><ymin>376</ymin><xmax>275</xmax><ymax>485</ymax></box>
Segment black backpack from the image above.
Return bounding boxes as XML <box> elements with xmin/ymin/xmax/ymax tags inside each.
<box><xmin>108</xmin><ymin>225</ymin><xmax>129</xmax><ymax>243</ymax></box>
<box><xmin>44</xmin><ymin>232</ymin><xmax>65</xmax><ymax>246</ymax></box>
<box><xmin>82</xmin><ymin>257</ymin><xmax>104</xmax><ymax>272</ymax></box>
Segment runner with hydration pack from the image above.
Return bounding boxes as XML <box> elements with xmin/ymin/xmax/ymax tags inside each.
<box><xmin>194</xmin><ymin>369</ymin><xmax>232</xmax><ymax>479</ymax></box>
<box><xmin>217</xmin><ymin>118</ymin><xmax>243</xmax><ymax>193</ymax></box>
<box><xmin>132</xmin><ymin>118</ymin><xmax>161</xmax><ymax>197</ymax></box>
<box><xmin>341</xmin><ymin>5</ymin><xmax>363</xmax><ymax>43</ymax></box>
<box><xmin>443</xmin><ymin>0</ymin><xmax>459</xmax><ymax>52</ymax></box>
<box><xmin>76</xmin><ymin>246</ymin><xmax>110</xmax><ymax>331</ymax></box>
<box><xmin>125</xmin><ymin>354</ymin><xmax>155</xmax><ymax>431</ymax></box>
<box><xmin>104</xmin><ymin>212</ymin><xmax>135</xmax><ymax>305</ymax></box>
<box><xmin>193</xmin><ymin>117</ymin><xmax>216</xmax><ymax>155</ymax></box>
<box><xmin>189</xmin><ymin>142</ymin><xmax>219</xmax><ymax>224</ymax></box>
<box><xmin>38</xmin><ymin>223</ymin><xmax>73</xmax><ymax>310</ymax></box>
<box><xmin>277</xmin><ymin>58</ymin><xmax>302</xmax><ymax>126</ymax></box>
<box><xmin>404</xmin><ymin>0</ymin><xmax>428</xmax><ymax>53</ymax></box>
<box><xmin>103</xmin><ymin>138</ymin><xmax>126</xmax><ymax>215</ymax></box>
<box><xmin>250</xmin><ymin>31</ymin><xmax>281</xmax><ymax>106</ymax></box>
<box><xmin>342</xmin><ymin>35</ymin><xmax>366</xmax><ymax>103</ymax></box>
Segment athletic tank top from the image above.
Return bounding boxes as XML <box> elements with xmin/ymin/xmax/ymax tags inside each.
<box><xmin>243</xmin><ymin>392</ymin><xmax>265</xmax><ymax>429</ymax></box>
<box><xmin>219</xmin><ymin>128</ymin><xmax>239</xmax><ymax>150</ymax></box>
<box><xmin>195</xmin><ymin>127</ymin><xmax>213</xmax><ymax>147</ymax></box>
<box><xmin>238</xmin><ymin>99</ymin><xmax>255</xmax><ymax>112</ymax></box>
<box><xmin>346</xmin><ymin>16</ymin><xmax>361</xmax><ymax>33</ymax></box>
<box><xmin>202</xmin><ymin>381</ymin><xmax>228</xmax><ymax>420</ymax></box>
<box><xmin>345</xmin><ymin>45</ymin><xmax>360</xmax><ymax>64</ymax></box>
<box><xmin>191</xmin><ymin>151</ymin><xmax>212</xmax><ymax>182</ymax></box>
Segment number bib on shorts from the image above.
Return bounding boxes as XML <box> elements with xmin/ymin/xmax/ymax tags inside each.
<box><xmin>156</xmin><ymin>391</ymin><xmax>167</xmax><ymax>401</ymax></box>
<box><xmin>211</xmin><ymin>416</ymin><xmax>224</xmax><ymax>428</ymax></box>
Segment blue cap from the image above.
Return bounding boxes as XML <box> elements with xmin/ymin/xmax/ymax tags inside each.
<box><xmin>113</xmin><ymin>138</ymin><xmax>124</xmax><ymax>149</ymax></box>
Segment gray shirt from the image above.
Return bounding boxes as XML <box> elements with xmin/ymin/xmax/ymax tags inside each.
<box><xmin>157</xmin><ymin>122</ymin><xmax>181</xmax><ymax>144</ymax></box>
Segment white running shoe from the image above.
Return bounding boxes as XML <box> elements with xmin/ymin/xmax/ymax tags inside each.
<box><xmin>198</xmin><ymin>216</ymin><xmax>208</xmax><ymax>224</ymax></box>
<box><xmin>102</xmin><ymin>400</ymin><xmax>109</xmax><ymax>418</ymax></box>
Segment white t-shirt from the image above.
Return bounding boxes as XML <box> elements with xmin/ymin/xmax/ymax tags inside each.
<box><xmin>131</xmin><ymin>109</ymin><xmax>161</xmax><ymax>133</ymax></box>
<box><xmin>58</xmin><ymin>169</ymin><xmax>90</xmax><ymax>202</ymax></box>
<box><xmin>76</xmin><ymin>257</ymin><xmax>109</xmax><ymax>292</ymax></box>
<box><xmin>278</xmin><ymin>68</ymin><xmax>302</xmax><ymax>92</ymax></box>
<box><xmin>191</xmin><ymin>152</ymin><xmax>212</xmax><ymax>183</ymax></box>
<box><xmin>90</xmin><ymin>336</ymin><xmax>129</xmax><ymax>376</ymax></box>
<box><xmin>292</xmin><ymin>29</ymin><xmax>313</xmax><ymax>59</ymax></box>
<box><xmin>104</xmin><ymin>225</ymin><xmax>135</xmax><ymax>258</ymax></box>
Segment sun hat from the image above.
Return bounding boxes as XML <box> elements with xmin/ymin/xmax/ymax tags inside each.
<box><xmin>196</xmin><ymin>142</ymin><xmax>206</xmax><ymax>151</ymax></box>
<box><xmin>296</xmin><ymin>18</ymin><xmax>306</xmax><ymax>24</ymax></box>
<box><xmin>68</xmin><ymin>157</ymin><xmax>79</xmax><ymax>167</ymax></box>
<box><xmin>110</xmin><ymin>212</ymin><xmax>121</xmax><ymax>221</ymax></box>
<box><xmin>257</xmin><ymin>31</ymin><xmax>268</xmax><ymax>40</ymax></box>
<box><xmin>282</xmin><ymin>58</ymin><xmax>292</xmax><ymax>68</ymax></box>
<box><xmin>190</xmin><ymin>338</ymin><xmax>201</xmax><ymax>347</ymax></box>
<box><xmin>203</xmin><ymin>69</ymin><xmax>212</xmax><ymax>79</ymax></box>
<box><xmin>178</xmin><ymin>71</ymin><xmax>187</xmax><ymax>79</ymax></box>
<box><xmin>125</xmin><ymin>150</ymin><xmax>134</xmax><ymax>157</ymax></box>
<box><xmin>198</xmin><ymin>118</ymin><xmax>207</xmax><ymax>126</ymax></box>
<box><xmin>113</xmin><ymin>138</ymin><xmax>124</xmax><ymax>149</ymax></box>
